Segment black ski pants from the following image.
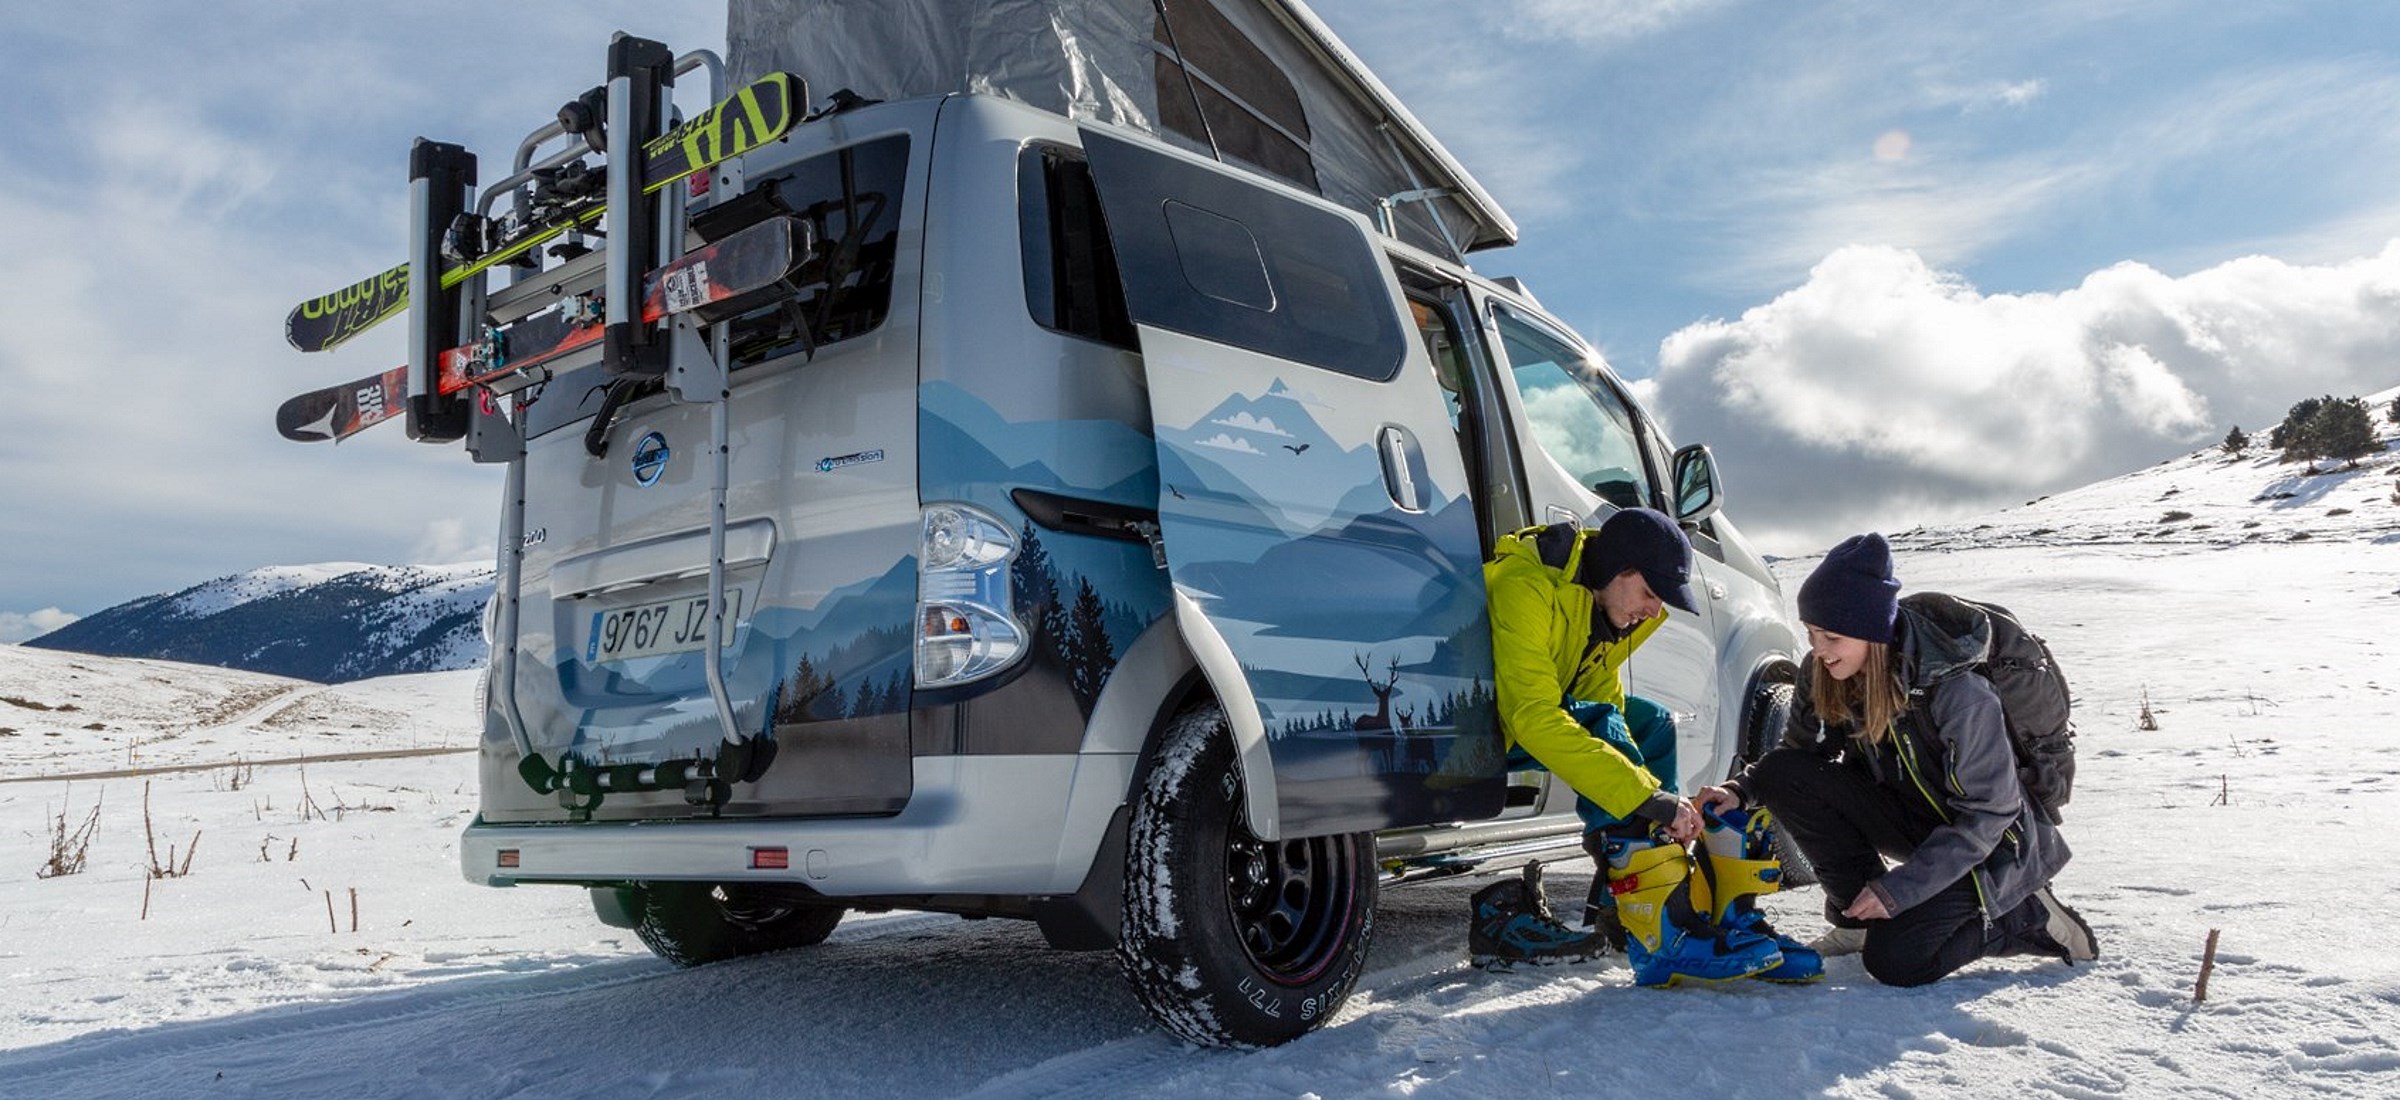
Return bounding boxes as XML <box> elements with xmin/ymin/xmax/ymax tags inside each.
<box><xmin>1743</xmin><ymin>746</ymin><xmax>2040</xmax><ymax>987</ymax></box>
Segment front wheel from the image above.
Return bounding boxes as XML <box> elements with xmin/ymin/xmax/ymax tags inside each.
<box><xmin>1117</xmin><ymin>704</ymin><xmax>1376</xmax><ymax>1047</ymax></box>
<box><xmin>629</xmin><ymin>882</ymin><xmax>845</xmax><ymax>967</ymax></box>
<box><xmin>1744</xmin><ymin>682</ymin><xmax>1819</xmax><ymax>888</ymax></box>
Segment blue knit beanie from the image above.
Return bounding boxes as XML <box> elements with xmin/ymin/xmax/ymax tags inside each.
<box><xmin>1797</xmin><ymin>533</ymin><xmax>1901</xmax><ymax>643</ymax></box>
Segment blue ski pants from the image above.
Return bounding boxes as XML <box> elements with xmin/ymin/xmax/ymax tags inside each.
<box><xmin>1503</xmin><ymin>693</ymin><xmax>1679</xmax><ymax>834</ymax></box>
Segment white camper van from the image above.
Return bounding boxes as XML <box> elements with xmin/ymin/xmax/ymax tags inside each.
<box><xmin>294</xmin><ymin>1</ymin><xmax>1802</xmax><ymax>1047</ymax></box>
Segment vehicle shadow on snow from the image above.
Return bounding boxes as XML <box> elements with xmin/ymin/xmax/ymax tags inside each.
<box><xmin>0</xmin><ymin>916</ymin><xmax>1157</xmax><ymax>1100</ymax></box>
<box><xmin>0</xmin><ymin>871</ymin><xmax>2100</xmax><ymax>1099</ymax></box>
<box><xmin>1292</xmin><ymin>863</ymin><xmax>2105</xmax><ymax>1099</ymax></box>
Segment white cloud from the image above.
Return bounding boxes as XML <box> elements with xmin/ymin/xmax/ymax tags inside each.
<box><xmin>412</xmin><ymin>518</ymin><xmax>496</xmax><ymax>567</ymax></box>
<box><xmin>0</xmin><ymin>609</ymin><xmax>79</xmax><ymax>645</ymax></box>
<box><xmin>0</xmin><ymin>1</ymin><xmax>720</xmax><ymax>617</ymax></box>
<box><xmin>1211</xmin><ymin>412</ymin><xmax>1292</xmax><ymax>437</ymax></box>
<box><xmin>1505</xmin><ymin>0</ymin><xmax>1743</xmax><ymax>47</ymax></box>
<box><xmin>1648</xmin><ymin>242</ymin><xmax>2400</xmax><ymax>552</ymax></box>
<box><xmin>1195</xmin><ymin>434</ymin><xmax>1265</xmax><ymax>454</ymax></box>
<box><xmin>1992</xmin><ymin>79</ymin><xmax>2047</xmax><ymax>109</ymax></box>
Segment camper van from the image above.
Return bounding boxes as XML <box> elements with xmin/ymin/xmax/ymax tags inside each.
<box><xmin>357</xmin><ymin>1</ymin><xmax>1804</xmax><ymax>1047</ymax></box>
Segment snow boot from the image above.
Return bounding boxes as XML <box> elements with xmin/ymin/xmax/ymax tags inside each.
<box><xmin>1469</xmin><ymin>860</ymin><xmax>1608</xmax><ymax>968</ymax></box>
<box><xmin>1808</xmin><ymin>925</ymin><xmax>1868</xmax><ymax>958</ymax></box>
<box><xmin>1692</xmin><ymin>807</ymin><xmax>1824</xmax><ymax>983</ymax></box>
<box><xmin>2021</xmin><ymin>886</ymin><xmax>2099</xmax><ymax>963</ymax></box>
<box><xmin>1602</xmin><ymin>832</ymin><xmax>1784</xmax><ymax>988</ymax></box>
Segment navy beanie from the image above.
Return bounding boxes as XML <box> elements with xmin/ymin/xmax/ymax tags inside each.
<box><xmin>1797</xmin><ymin>533</ymin><xmax>1901</xmax><ymax>643</ymax></box>
<box><xmin>1577</xmin><ymin>508</ymin><xmax>1699</xmax><ymax>614</ymax></box>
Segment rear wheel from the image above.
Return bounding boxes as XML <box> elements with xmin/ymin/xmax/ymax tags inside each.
<box><xmin>629</xmin><ymin>882</ymin><xmax>845</xmax><ymax>966</ymax></box>
<box><xmin>1117</xmin><ymin>703</ymin><xmax>1376</xmax><ymax>1047</ymax></box>
<box><xmin>1743</xmin><ymin>682</ymin><xmax>1818</xmax><ymax>887</ymax></box>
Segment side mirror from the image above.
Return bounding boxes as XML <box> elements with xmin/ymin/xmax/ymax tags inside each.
<box><xmin>1671</xmin><ymin>443</ymin><xmax>1722</xmax><ymax>526</ymax></box>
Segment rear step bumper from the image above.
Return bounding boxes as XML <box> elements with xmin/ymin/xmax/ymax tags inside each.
<box><xmin>462</xmin><ymin>753</ymin><xmax>1133</xmax><ymax>896</ymax></box>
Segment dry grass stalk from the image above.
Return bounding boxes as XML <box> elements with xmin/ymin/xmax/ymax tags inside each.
<box><xmin>2195</xmin><ymin>928</ymin><xmax>2222</xmax><ymax>1002</ymax></box>
<box><xmin>142</xmin><ymin>781</ymin><xmax>201</xmax><ymax>879</ymax></box>
<box><xmin>38</xmin><ymin>785</ymin><xmax>103</xmax><ymax>879</ymax></box>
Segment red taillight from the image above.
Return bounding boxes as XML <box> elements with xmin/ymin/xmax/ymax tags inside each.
<box><xmin>750</xmin><ymin>847</ymin><xmax>789</xmax><ymax>871</ymax></box>
<box><xmin>497</xmin><ymin>849</ymin><xmax>520</xmax><ymax>869</ymax></box>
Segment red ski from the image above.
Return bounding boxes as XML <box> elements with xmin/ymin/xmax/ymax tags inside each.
<box><xmin>276</xmin><ymin>217</ymin><xmax>803</xmax><ymax>445</ymax></box>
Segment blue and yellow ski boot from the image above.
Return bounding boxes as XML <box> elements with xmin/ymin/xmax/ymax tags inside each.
<box><xmin>1693</xmin><ymin>806</ymin><xmax>1825</xmax><ymax>983</ymax></box>
<box><xmin>1602</xmin><ymin>831</ymin><xmax>1783</xmax><ymax>987</ymax></box>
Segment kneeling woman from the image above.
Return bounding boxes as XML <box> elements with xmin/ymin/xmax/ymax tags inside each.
<box><xmin>1698</xmin><ymin>533</ymin><xmax>2098</xmax><ymax>986</ymax></box>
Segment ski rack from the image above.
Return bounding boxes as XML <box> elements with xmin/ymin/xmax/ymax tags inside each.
<box><xmin>429</xmin><ymin>36</ymin><xmax>754</xmax><ymax>796</ymax></box>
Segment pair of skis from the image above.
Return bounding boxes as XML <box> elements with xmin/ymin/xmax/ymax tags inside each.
<box><xmin>281</xmin><ymin>71</ymin><xmax>800</xmax><ymax>356</ymax></box>
<box><xmin>276</xmin><ymin>215</ymin><xmax>803</xmax><ymax>444</ymax></box>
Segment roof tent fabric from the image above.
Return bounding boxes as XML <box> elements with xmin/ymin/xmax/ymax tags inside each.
<box><xmin>725</xmin><ymin>0</ymin><xmax>1517</xmax><ymax>258</ymax></box>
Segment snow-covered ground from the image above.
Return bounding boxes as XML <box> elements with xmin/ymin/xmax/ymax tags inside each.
<box><xmin>4</xmin><ymin>411</ymin><xmax>2398</xmax><ymax>1097</ymax></box>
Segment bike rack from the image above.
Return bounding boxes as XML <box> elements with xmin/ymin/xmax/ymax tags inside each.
<box><xmin>450</xmin><ymin>40</ymin><xmax>748</xmax><ymax>792</ymax></box>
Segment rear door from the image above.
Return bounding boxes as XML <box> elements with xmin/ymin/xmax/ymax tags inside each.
<box><xmin>1077</xmin><ymin>128</ymin><xmax>1503</xmax><ymax>836</ymax></box>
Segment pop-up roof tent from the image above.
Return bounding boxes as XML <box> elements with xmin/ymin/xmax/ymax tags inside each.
<box><xmin>726</xmin><ymin>0</ymin><xmax>1517</xmax><ymax>261</ymax></box>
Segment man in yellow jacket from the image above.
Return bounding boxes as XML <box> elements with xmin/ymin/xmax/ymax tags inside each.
<box><xmin>1469</xmin><ymin>508</ymin><xmax>1794</xmax><ymax>986</ymax></box>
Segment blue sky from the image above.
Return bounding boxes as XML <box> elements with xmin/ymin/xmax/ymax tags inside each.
<box><xmin>4</xmin><ymin>0</ymin><xmax>2398</xmax><ymax>639</ymax></box>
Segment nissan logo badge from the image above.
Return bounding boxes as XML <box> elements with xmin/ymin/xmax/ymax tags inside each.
<box><xmin>630</xmin><ymin>431</ymin><xmax>671</xmax><ymax>486</ymax></box>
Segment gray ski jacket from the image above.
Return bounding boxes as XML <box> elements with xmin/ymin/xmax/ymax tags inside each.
<box><xmin>1773</xmin><ymin>594</ymin><xmax>2072</xmax><ymax>921</ymax></box>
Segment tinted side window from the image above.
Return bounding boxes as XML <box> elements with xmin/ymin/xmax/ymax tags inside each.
<box><xmin>1018</xmin><ymin>147</ymin><xmax>1136</xmax><ymax>348</ymax></box>
<box><xmin>1079</xmin><ymin>128</ymin><xmax>1405</xmax><ymax>382</ymax></box>
<box><xmin>1495</xmin><ymin>307</ymin><xmax>1651</xmax><ymax>508</ymax></box>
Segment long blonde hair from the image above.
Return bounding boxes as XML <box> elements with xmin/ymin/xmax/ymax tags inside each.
<box><xmin>1809</xmin><ymin>642</ymin><xmax>1909</xmax><ymax>745</ymax></box>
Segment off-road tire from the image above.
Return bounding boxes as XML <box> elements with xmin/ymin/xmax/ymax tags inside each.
<box><xmin>1117</xmin><ymin>703</ymin><xmax>1376</xmax><ymax>1048</ymax></box>
<box><xmin>1745</xmin><ymin>682</ymin><xmax>1819</xmax><ymax>887</ymax></box>
<box><xmin>629</xmin><ymin>882</ymin><xmax>845</xmax><ymax>966</ymax></box>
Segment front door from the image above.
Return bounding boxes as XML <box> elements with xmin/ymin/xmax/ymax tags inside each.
<box><xmin>1078</xmin><ymin>128</ymin><xmax>1504</xmax><ymax>835</ymax></box>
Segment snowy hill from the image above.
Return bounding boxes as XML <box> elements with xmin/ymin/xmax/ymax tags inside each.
<box><xmin>23</xmin><ymin>562</ymin><xmax>493</xmax><ymax>684</ymax></box>
<box><xmin>2</xmin><ymin>401</ymin><xmax>2398</xmax><ymax>1096</ymax></box>
<box><xmin>0</xmin><ymin>644</ymin><xmax>474</xmax><ymax>778</ymax></box>
<box><xmin>1890</xmin><ymin>383</ymin><xmax>2400</xmax><ymax>554</ymax></box>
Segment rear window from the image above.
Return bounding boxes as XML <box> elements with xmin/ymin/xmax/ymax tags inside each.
<box><xmin>522</xmin><ymin>135</ymin><xmax>912</xmax><ymax>439</ymax></box>
<box><xmin>723</xmin><ymin>134</ymin><xmax>912</xmax><ymax>369</ymax></box>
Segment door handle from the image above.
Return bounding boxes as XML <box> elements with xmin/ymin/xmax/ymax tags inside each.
<box><xmin>1378</xmin><ymin>426</ymin><xmax>1427</xmax><ymax>513</ymax></box>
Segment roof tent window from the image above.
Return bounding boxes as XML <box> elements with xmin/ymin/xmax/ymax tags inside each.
<box><xmin>1153</xmin><ymin>0</ymin><xmax>1320</xmax><ymax>193</ymax></box>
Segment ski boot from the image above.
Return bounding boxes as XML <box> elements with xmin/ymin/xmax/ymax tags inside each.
<box><xmin>1601</xmin><ymin>831</ymin><xmax>1783</xmax><ymax>987</ymax></box>
<box><xmin>1692</xmin><ymin>806</ymin><xmax>1824</xmax><ymax>983</ymax></box>
<box><xmin>1469</xmin><ymin>860</ymin><xmax>1608</xmax><ymax>969</ymax></box>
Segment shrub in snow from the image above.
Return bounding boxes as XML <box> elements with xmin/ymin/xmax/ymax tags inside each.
<box><xmin>2269</xmin><ymin>397</ymin><xmax>2326</xmax><ymax>454</ymax></box>
<box><xmin>2275</xmin><ymin>395</ymin><xmax>2382</xmax><ymax>466</ymax></box>
<box><xmin>2221</xmin><ymin>426</ymin><xmax>2247</xmax><ymax>454</ymax></box>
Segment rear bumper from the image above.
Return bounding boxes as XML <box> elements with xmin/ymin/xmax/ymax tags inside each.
<box><xmin>460</xmin><ymin>752</ymin><xmax>1135</xmax><ymax>896</ymax></box>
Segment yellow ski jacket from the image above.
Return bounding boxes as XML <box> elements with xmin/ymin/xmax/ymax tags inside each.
<box><xmin>1485</xmin><ymin>524</ymin><xmax>1666</xmax><ymax>819</ymax></box>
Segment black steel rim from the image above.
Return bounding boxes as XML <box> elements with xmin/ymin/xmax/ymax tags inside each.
<box><xmin>1223</xmin><ymin>824</ymin><xmax>1358</xmax><ymax>985</ymax></box>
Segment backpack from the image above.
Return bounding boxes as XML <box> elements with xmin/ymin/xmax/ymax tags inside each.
<box><xmin>1907</xmin><ymin>593</ymin><xmax>2078</xmax><ymax>825</ymax></box>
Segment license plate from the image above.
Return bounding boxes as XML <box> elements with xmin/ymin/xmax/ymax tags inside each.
<box><xmin>586</xmin><ymin>590</ymin><xmax>742</xmax><ymax>663</ymax></box>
